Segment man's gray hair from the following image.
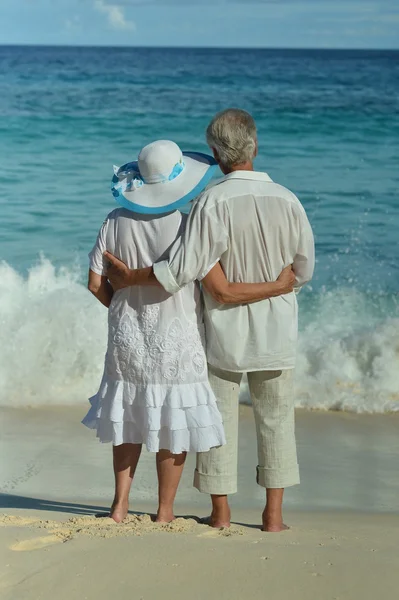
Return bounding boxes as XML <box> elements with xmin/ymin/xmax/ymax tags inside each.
<box><xmin>206</xmin><ymin>108</ymin><xmax>257</xmax><ymax>169</ymax></box>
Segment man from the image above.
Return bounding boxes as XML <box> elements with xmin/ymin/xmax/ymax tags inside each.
<box><xmin>105</xmin><ymin>108</ymin><xmax>315</xmax><ymax>532</ymax></box>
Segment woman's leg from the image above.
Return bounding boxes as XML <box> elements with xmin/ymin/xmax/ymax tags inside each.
<box><xmin>156</xmin><ymin>450</ymin><xmax>187</xmax><ymax>523</ymax></box>
<box><xmin>110</xmin><ymin>443</ymin><xmax>142</xmax><ymax>523</ymax></box>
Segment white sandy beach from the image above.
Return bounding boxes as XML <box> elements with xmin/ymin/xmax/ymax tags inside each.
<box><xmin>1</xmin><ymin>406</ymin><xmax>399</xmax><ymax>600</ymax></box>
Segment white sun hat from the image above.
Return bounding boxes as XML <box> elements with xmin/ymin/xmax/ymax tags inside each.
<box><xmin>111</xmin><ymin>140</ymin><xmax>218</xmax><ymax>215</ymax></box>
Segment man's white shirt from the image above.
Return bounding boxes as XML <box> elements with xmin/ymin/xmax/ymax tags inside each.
<box><xmin>154</xmin><ymin>170</ymin><xmax>315</xmax><ymax>372</ymax></box>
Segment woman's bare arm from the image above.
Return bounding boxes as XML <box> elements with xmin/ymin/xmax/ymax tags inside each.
<box><xmin>88</xmin><ymin>269</ymin><xmax>114</xmax><ymax>308</ymax></box>
<box><xmin>201</xmin><ymin>263</ymin><xmax>295</xmax><ymax>305</ymax></box>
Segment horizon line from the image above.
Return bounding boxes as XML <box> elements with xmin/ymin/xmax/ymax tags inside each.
<box><xmin>0</xmin><ymin>43</ymin><xmax>398</xmax><ymax>52</ymax></box>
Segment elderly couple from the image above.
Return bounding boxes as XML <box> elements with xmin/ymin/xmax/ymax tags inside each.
<box><xmin>83</xmin><ymin>108</ymin><xmax>315</xmax><ymax>532</ymax></box>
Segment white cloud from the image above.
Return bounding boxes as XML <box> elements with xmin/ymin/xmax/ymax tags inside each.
<box><xmin>94</xmin><ymin>0</ymin><xmax>135</xmax><ymax>30</ymax></box>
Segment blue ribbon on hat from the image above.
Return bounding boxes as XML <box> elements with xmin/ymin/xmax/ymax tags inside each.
<box><xmin>141</xmin><ymin>160</ymin><xmax>186</xmax><ymax>184</ymax></box>
<box><xmin>112</xmin><ymin>160</ymin><xmax>185</xmax><ymax>198</ymax></box>
<box><xmin>166</xmin><ymin>160</ymin><xmax>185</xmax><ymax>182</ymax></box>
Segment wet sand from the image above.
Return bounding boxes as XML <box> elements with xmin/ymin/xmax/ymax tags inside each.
<box><xmin>1</xmin><ymin>406</ymin><xmax>399</xmax><ymax>599</ymax></box>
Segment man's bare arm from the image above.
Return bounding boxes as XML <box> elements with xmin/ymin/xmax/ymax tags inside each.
<box><xmin>202</xmin><ymin>263</ymin><xmax>295</xmax><ymax>305</ymax></box>
<box><xmin>88</xmin><ymin>269</ymin><xmax>114</xmax><ymax>308</ymax></box>
<box><xmin>104</xmin><ymin>251</ymin><xmax>160</xmax><ymax>290</ymax></box>
<box><xmin>104</xmin><ymin>251</ymin><xmax>296</xmax><ymax>304</ymax></box>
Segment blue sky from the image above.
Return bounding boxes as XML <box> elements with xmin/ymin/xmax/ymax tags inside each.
<box><xmin>1</xmin><ymin>0</ymin><xmax>398</xmax><ymax>48</ymax></box>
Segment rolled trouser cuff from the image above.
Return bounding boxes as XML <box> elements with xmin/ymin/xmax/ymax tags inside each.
<box><xmin>256</xmin><ymin>464</ymin><xmax>300</xmax><ymax>489</ymax></box>
<box><xmin>193</xmin><ymin>469</ymin><xmax>238</xmax><ymax>495</ymax></box>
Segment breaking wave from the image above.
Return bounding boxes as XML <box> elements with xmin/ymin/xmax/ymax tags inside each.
<box><xmin>1</xmin><ymin>260</ymin><xmax>398</xmax><ymax>413</ymax></box>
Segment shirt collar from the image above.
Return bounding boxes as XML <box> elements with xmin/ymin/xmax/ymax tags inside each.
<box><xmin>219</xmin><ymin>170</ymin><xmax>273</xmax><ymax>184</ymax></box>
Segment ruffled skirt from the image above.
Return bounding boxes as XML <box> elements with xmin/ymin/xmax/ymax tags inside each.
<box><xmin>82</xmin><ymin>377</ymin><xmax>226</xmax><ymax>454</ymax></box>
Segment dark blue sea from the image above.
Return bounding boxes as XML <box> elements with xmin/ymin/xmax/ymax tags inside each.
<box><xmin>0</xmin><ymin>46</ymin><xmax>398</xmax><ymax>411</ymax></box>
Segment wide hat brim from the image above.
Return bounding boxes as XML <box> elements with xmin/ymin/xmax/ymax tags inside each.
<box><xmin>112</xmin><ymin>152</ymin><xmax>218</xmax><ymax>215</ymax></box>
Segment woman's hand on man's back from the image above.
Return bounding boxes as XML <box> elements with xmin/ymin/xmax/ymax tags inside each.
<box><xmin>276</xmin><ymin>265</ymin><xmax>296</xmax><ymax>295</ymax></box>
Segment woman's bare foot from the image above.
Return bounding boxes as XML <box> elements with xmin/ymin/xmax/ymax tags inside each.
<box><xmin>155</xmin><ymin>509</ymin><xmax>176</xmax><ymax>524</ymax></box>
<box><xmin>109</xmin><ymin>501</ymin><xmax>128</xmax><ymax>523</ymax></box>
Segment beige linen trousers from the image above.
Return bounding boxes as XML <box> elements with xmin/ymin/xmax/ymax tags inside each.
<box><xmin>194</xmin><ymin>365</ymin><xmax>300</xmax><ymax>493</ymax></box>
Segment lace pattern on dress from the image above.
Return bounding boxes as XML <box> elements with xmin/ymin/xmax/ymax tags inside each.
<box><xmin>108</xmin><ymin>305</ymin><xmax>206</xmax><ymax>383</ymax></box>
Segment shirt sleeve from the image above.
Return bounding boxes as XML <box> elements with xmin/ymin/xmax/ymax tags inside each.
<box><xmin>88</xmin><ymin>219</ymin><xmax>109</xmax><ymax>276</ymax></box>
<box><xmin>293</xmin><ymin>207</ymin><xmax>315</xmax><ymax>289</ymax></box>
<box><xmin>196</xmin><ymin>259</ymin><xmax>219</xmax><ymax>282</ymax></box>
<box><xmin>153</xmin><ymin>194</ymin><xmax>229</xmax><ymax>294</ymax></box>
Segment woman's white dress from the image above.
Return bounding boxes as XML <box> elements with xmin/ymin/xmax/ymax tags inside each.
<box><xmin>82</xmin><ymin>208</ymin><xmax>226</xmax><ymax>454</ymax></box>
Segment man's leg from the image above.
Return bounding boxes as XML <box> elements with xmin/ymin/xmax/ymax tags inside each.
<box><xmin>248</xmin><ymin>369</ymin><xmax>299</xmax><ymax>532</ymax></box>
<box><xmin>194</xmin><ymin>365</ymin><xmax>242</xmax><ymax>528</ymax></box>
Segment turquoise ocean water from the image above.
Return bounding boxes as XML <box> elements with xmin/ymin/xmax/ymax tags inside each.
<box><xmin>0</xmin><ymin>46</ymin><xmax>398</xmax><ymax>412</ymax></box>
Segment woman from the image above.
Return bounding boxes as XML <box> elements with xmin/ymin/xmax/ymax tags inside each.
<box><xmin>83</xmin><ymin>140</ymin><xmax>294</xmax><ymax>523</ymax></box>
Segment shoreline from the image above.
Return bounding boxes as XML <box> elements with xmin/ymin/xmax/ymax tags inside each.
<box><xmin>1</xmin><ymin>406</ymin><xmax>399</xmax><ymax>599</ymax></box>
<box><xmin>1</xmin><ymin>405</ymin><xmax>399</xmax><ymax>514</ymax></box>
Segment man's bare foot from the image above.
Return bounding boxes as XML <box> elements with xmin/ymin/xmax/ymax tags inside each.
<box><xmin>262</xmin><ymin>510</ymin><xmax>289</xmax><ymax>532</ymax></box>
<box><xmin>208</xmin><ymin>495</ymin><xmax>231</xmax><ymax>528</ymax></box>
<box><xmin>109</xmin><ymin>501</ymin><xmax>128</xmax><ymax>523</ymax></box>
<box><xmin>202</xmin><ymin>508</ymin><xmax>231</xmax><ymax>529</ymax></box>
<box><xmin>262</xmin><ymin>522</ymin><xmax>290</xmax><ymax>532</ymax></box>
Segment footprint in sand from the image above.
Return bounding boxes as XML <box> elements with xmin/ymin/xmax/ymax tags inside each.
<box><xmin>10</xmin><ymin>534</ymin><xmax>67</xmax><ymax>552</ymax></box>
<box><xmin>197</xmin><ymin>527</ymin><xmax>244</xmax><ymax>538</ymax></box>
<box><xmin>197</xmin><ymin>529</ymin><xmax>220</xmax><ymax>538</ymax></box>
<box><xmin>0</xmin><ymin>515</ymin><xmax>41</xmax><ymax>527</ymax></box>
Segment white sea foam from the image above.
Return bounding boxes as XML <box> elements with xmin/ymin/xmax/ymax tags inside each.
<box><xmin>0</xmin><ymin>260</ymin><xmax>398</xmax><ymax>413</ymax></box>
<box><xmin>0</xmin><ymin>259</ymin><xmax>107</xmax><ymax>407</ymax></box>
<box><xmin>241</xmin><ymin>289</ymin><xmax>399</xmax><ymax>413</ymax></box>
<box><xmin>296</xmin><ymin>289</ymin><xmax>399</xmax><ymax>413</ymax></box>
